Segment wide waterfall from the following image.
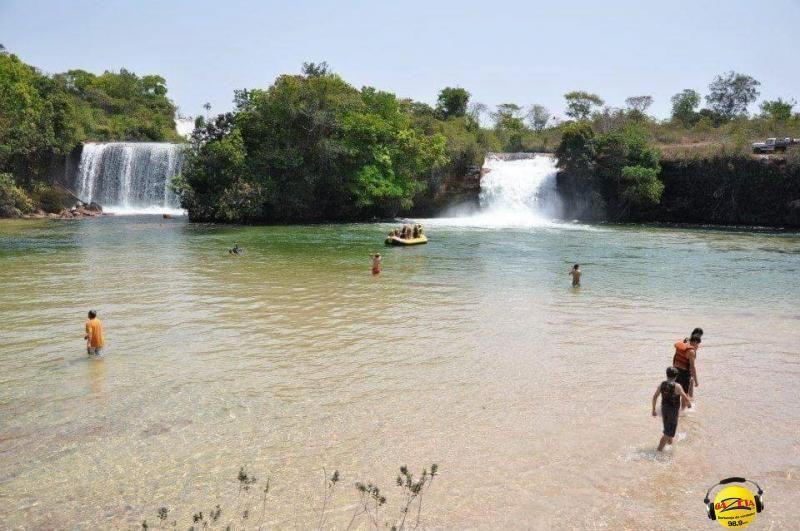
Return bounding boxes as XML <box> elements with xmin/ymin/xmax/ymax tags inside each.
<box><xmin>75</xmin><ymin>142</ymin><xmax>185</xmax><ymax>214</ymax></box>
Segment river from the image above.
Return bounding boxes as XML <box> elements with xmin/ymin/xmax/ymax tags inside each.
<box><xmin>1</xmin><ymin>216</ymin><xmax>799</xmax><ymax>529</ymax></box>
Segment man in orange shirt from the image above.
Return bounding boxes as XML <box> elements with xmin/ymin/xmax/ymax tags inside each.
<box><xmin>84</xmin><ymin>310</ymin><xmax>105</xmax><ymax>356</ymax></box>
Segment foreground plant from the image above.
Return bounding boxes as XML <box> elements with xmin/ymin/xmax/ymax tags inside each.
<box><xmin>146</xmin><ymin>463</ymin><xmax>438</xmax><ymax>529</ymax></box>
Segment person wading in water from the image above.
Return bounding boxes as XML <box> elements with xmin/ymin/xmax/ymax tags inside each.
<box><xmin>84</xmin><ymin>310</ymin><xmax>105</xmax><ymax>356</ymax></box>
<box><xmin>652</xmin><ymin>366</ymin><xmax>691</xmax><ymax>451</ymax></box>
<box><xmin>672</xmin><ymin>333</ymin><xmax>701</xmax><ymax>410</ymax></box>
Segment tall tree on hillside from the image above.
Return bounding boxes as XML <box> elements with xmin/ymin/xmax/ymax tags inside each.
<box><xmin>670</xmin><ymin>89</ymin><xmax>701</xmax><ymax>127</ymax></box>
<box><xmin>492</xmin><ymin>103</ymin><xmax>525</xmax><ymax>151</ymax></box>
<box><xmin>301</xmin><ymin>61</ymin><xmax>329</xmax><ymax>77</ymax></box>
<box><xmin>436</xmin><ymin>87</ymin><xmax>470</xmax><ymax>118</ymax></box>
<box><xmin>467</xmin><ymin>102</ymin><xmax>488</xmax><ymax>127</ymax></box>
<box><xmin>624</xmin><ymin>95</ymin><xmax>653</xmax><ymax>119</ymax></box>
<box><xmin>760</xmin><ymin>98</ymin><xmax>795</xmax><ymax>121</ymax></box>
<box><xmin>705</xmin><ymin>72</ymin><xmax>761</xmax><ymax>119</ymax></box>
<box><xmin>564</xmin><ymin>91</ymin><xmax>604</xmax><ymax>121</ymax></box>
<box><xmin>527</xmin><ymin>104</ymin><xmax>551</xmax><ymax>132</ymax></box>
<box><xmin>492</xmin><ymin>103</ymin><xmax>524</xmax><ymax>129</ymax></box>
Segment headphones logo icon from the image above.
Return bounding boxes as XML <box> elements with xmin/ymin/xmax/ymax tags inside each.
<box><xmin>704</xmin><ymin>477</ymin><xmax>764</xmax><ymax>527</ymax></box>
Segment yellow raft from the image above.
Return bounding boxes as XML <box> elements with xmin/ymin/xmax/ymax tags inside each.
<box><xmin>385</xmin><ymin>235</ymin><xmax>428</xmax><ymax>246</ymax></box>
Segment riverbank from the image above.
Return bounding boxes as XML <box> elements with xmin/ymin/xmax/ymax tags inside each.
<box><xmin>556</xmin><ymin>152</ymin><xmax>800</xmax><ymax>228</ymax></box>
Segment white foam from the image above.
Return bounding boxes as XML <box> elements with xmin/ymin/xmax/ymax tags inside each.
<box><xmin>103</xmin><ymin>206</ymin><xmax>186</xmax><ymax>216</ymax></box>
<box><xmin>427</xmin><ymin>153</ymin><xmax>595</xmax><ymax>230</ymax></box>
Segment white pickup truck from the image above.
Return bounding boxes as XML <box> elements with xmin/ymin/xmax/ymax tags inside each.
<box><xmin>752</xmin><ymin>137</ymin><xmax>797</xmax><ymax>154</ymax></box>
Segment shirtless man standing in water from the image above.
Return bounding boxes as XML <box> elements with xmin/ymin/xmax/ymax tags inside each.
<box><xmin>569</xmin><ymin>264</ymin><xmax>581</xmax><ymax>287</ymax></box>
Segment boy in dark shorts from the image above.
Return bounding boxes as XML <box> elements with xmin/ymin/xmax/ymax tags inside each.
<box><xmin>652</xmin><ymin>366</ymin><xmax>691</xmax><ymax>451</ymax></box>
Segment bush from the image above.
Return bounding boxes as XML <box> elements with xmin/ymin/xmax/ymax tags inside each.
<box><xmin>620</xmin><ymin>165</ymin><xmax>665</xmax><ymax>209</ymax></box>
<box><xmin>30</xmin><ymin>183</ymin><xmax>68</xmax><ymax>213</ymax></box>
<box><xmin>0</xmin><ymin>173</ymin><xmax>33</xmax><ymax>217</ymax></box>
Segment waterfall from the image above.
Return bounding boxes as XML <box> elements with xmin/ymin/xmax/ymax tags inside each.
<box><xmin>448</xmin><ymin>153</ymin><xmax>562</xmax><ymax>227</ymax></box>
<box><xmin>75</xmin><ymin>142</ymin><xmax>185</xmax><ymax>214</ymax></box>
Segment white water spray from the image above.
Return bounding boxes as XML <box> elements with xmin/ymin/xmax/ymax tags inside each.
<box><xmin>432</xmin><ymin>153</ymin><xmax>563</xmax><ymax>227</ymax></box>
<box><xmin>75</xmin><ymin>142</ymin><xmax>185</xmax><ymax>215</ymax></box>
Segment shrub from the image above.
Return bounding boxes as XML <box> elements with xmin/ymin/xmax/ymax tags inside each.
<box><xmin>30</xmin><ymin>183</ymin><xmax>68</xmax><ymax>213</ymax></box>
<box><xmin>0</xmin><ymin>173</ymin><xmax>33</xmax><ymax>217</ymax></box>
<box><xmin>620</xmin><ymin>165</ymin><xmax>665</xmax><ymax>209</ymax></box>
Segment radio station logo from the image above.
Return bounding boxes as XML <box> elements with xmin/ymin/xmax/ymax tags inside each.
<box><xmin>703</xmin><ymin>478</ymin><xmax>764</xmax><ymax>528</ymax></box>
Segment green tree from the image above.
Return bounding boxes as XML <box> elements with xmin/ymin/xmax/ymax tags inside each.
<box><xmin>179</xmin><ymin>65</ymin><xmax>448</xmax><ymax>222</ymax></box>
<box><xmin>555</xmin><ymin>122</ymin><xmax>595</xmax><ymax>175</ymax></box>
<box><xmin>760</xmin><ymin>98</ymin><xmax>795</xmax><ymax>121</ymax></box>
<box><xmin>620</xmin><ymin>165</ymin><xmax>664</xmax><ymax>209</ymax></box>
<box><xmin>670</xmin><ymin>89</ymin><xmax>701</xmax><ymax>127</ymax></box>
<box><xmin>526</xmin><ymin>104</ymin><xmax>551</xmax><ymax>132</ymax></box>
<box><xmin>491</xmin><ymin>103</ymin><xmax>525</xmax><ymax>151</ymax></box>
<box><xmin>705</xmin><ymin>72</ymin><xmax>760</xmax><ymax>120</ymax></box>
<box><xmin>624</xmin><ymin>95</ymin><xmax>653</xmax><ymax>120</ymax></box>
<box><xmin>435</xmin><ymin>87</ymin><xmax>470</xmax><ymax>119</ymax></box>
<box><xmin>564</xmin><ymin>91</ymin><xmax>604</xmax><ymax>121</ymax></box>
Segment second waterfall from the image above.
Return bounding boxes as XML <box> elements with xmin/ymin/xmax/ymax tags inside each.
<box><xmin>75</xmin><ymin>142</ymin><xmax>184</xmax><ymax>214</ymax></box>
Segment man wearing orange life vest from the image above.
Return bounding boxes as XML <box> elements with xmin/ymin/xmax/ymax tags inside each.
<box><xmin>84</xmin><ymin>310</ymin><xmax>105</xmax><ymax>356</ymax></box>
<box><xmin>672</xmin><ymin>331</ymin><xmax>701</xmax><ymax>409</ymax></box>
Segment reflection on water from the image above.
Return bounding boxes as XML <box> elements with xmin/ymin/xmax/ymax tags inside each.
<box><xmin>1</xmin><ymin>217</ymin><xmax>799</xmax><ymax>528</ymax></box>
<box><xmin>88</xmin><ymin>357</ymin><xmax>106</xmax><ymax>395</ymax></box>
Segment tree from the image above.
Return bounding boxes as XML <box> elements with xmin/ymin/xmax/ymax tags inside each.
<box><xmin>624</xmin><ymin>95</ymin><xmax>653</xmax><ymax>119</ymax></box>
<box><xmin>625</xmin><ymin>95</ymin><xmax>653</xmax><ymax>113</ymax></box>
<box><xmin>301</xmin><ymin>61</ymin><xmax>329</xmax><ymax>77</ymax></box>
<box><xmin>760</xmin><ymin>98</ymin><xmax>795</xmax><ymax>121</ymax></box>
<box><xmin>491</xmin><ymin>103</ymin><xmax>525</xmax><ymax>151</ymax></box>
<box><xmin>555</xmin><ymin>122</ymin><xmax>595</xmax><ymax>175</ymax></box>
<box><xmin>467</xmin><ymin>102</ymin><xmax>488</xmax><ymax>127</ymax></box>
<box><xmin>435</xmin><ymin>87</ymin><xmax>470</xmax><ymax>119</ymax></box>
<box><xmin>564</xmin><ymin>91</ymin><xmax>604</xmax><ymax>121</ymax></box>
<box><xmin>180</xmin><ymin>65</ymin><xmax>448</xmax><ymax>223</ymax></box>
<box><xmin>527</xmin><ymin>104</ymin><xmax>551</xmax><ymax>132</ymax></box>
<box><xmin>670</xmin><ymin>89</ymin><xmax>701</xmax><ymax>127</ymax></box>
<box><xmin>705</xmin><ymin>72</ymin><xmax>761</xmax><ymax>120</ymax></box>
<box><xmin>620</xmin><ymin>165</ymin><xmax>664</xmax><ymax>210</ymax></box>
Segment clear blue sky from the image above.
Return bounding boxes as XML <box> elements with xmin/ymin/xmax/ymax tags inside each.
<box><xmin>2</xmin><ymin>0</ymin><xmax>798</xmax><ymax>120</ymax></box>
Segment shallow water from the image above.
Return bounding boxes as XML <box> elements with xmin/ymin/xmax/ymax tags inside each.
<box><xmin>1</xmin><ymin>217</ymin><xmax>799</xmax><ymax>529</ymax></box>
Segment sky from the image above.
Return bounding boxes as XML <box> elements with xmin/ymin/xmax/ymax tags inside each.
<box><xmin>1</xmin><ymin>0</ymin><xmax>799</xmax><ymax>121</ymax></box>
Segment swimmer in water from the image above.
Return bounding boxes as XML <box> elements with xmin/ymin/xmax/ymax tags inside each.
<box><xmin>371</xmin><ymin>253</ymin><xmax>382</xmax><ymax>275</ymax></box>
<box><xmin>229</xmin><ymin>242</ymin><xmax>243</xmax><ymax>255</ymax></box>
<box><xmin>652</xmin><ymin>366</ymin><xmax>691</xmax><ymax>451</ymax></box>
<box><xmin>569</xmin><ymin>264</ymin><xmax>581</xmax><ymax>287</ymax></box>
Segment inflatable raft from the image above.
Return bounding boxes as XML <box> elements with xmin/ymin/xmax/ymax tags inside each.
<box><xmin>385</xmin><ymin>235</ymin><xmax>428</xmax><ymax>246</ymax></box>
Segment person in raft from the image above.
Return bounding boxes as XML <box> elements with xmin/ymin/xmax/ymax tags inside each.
<box><xmin>569</xmin><ymin>264</ymin><xmax>581</xmax><ymax>287</ymax></box>
<box><xmin>673</xmin><ymin>332</ymin><xmax>701</xmax><ymax>409</ymax></box>
<box><xmin>371</xmin><ymin>253</ymin><xmax>382</xmax><ymax>275</ymax></box>
<box><xmin>84</xmin><ymin>310</ymin><xmax>105</xmax><ymax>356</ymax></box>
<box><xmin>389</xmin><ymin>224</ymin><xmax>424</xmax><ymax>240</ymax></box>
<box><xmin>652</xmin><ymin>366</ymin><xmax>691</xmax><ymax>451</ymax></box>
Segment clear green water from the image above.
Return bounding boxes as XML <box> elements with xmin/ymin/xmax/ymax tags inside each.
<box><xmin>1</xmin><ymin>216</ymin><xmax>799</xmax><ymax>528</ymax></box>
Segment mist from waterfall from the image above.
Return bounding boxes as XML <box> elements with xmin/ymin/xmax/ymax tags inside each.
<box><xmin>75</xmin><ymin>142</ymin><xmax>185</xmax><ymax>215</ymax></box>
